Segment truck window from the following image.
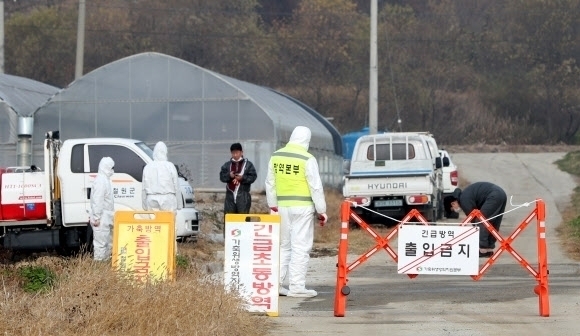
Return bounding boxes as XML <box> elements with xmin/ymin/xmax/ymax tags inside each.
<box><xmin>135</xmin><ymin>142</ymin><xmax>154</xmax><ymax>160</ymax></box>
<box><xmin>70</xmin><ymin>144</ymin><xmax>84</xmax><ymax>173</ymax></box>
<box><xmin>425</xmin><ymin>141</ymin><xmax>437</xmax><ymax>159</ymax></box>
<box><xmin>88</xmin><ymin>145</ymin><xmax>146</xmax><ymax>182</ymax></box>
<box><xmin>367</xmin><ymin>144</ymin><xmax>415</xmax><ymax>160</ymax></box>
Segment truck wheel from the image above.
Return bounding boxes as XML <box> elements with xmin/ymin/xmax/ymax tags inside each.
<box><xmin>83</xmin><ymin>222</ymin><xmax>94</xmax><ymax>255</ymax></box>
<box><xmin>56</xmin><ymin>246</ymin><xmax>75</xmax><ymax>257</ymax></box>
<box><xmin>426</xmin><ymin>207</ymin><xmax>436</xmax><ymax>224</ymax></box>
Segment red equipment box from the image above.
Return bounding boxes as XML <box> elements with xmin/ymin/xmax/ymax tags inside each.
<box><xmin>0</xmin><ymin>167</ymin><xmax>47</xmax><ymax>221</ymax></box>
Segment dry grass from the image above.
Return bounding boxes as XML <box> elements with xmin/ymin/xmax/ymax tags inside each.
<box><xmin>0</xmin><ymin>252</ymin><xmax>269</xmax><ymax>336</ymax></box>
<box><xmin>551</xmin><ymin>153</ymin><xmax>580</xmax><ymax>260</ymax></box>
<box><xmin>178</xmin><ymin>237</ymin><xmax>223</xmax><ymax>263</ymax></box>
<box><xmin>555</xmin><ymin>187</ymin><xmax>580</xmax><ymax>260</ymax></box>
<box><xmin>312</xmin><ymin>188</ymin><xmax>398</xmax><ymax>256</ymax></box>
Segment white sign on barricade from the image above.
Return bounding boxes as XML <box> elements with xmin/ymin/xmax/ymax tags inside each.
<box><xmin>224</xmin><ymin>214</ymin><xmax>280</xmax><ymax>317</ymax></box>
<box><xmin>397</xmin><ymin>225</ymin><xmax>479</xmax><ymax>275</ymax></box>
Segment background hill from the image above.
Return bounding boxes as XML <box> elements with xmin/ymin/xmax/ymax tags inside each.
<box><xmin>4</xmin><ymin>0</ymin><xmax>580</xmax><ymax>145</ymax></box>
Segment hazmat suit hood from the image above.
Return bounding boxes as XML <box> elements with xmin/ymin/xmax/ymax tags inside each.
<box><xmin>98</xmin><ymin>157</ymin><xmax>115</xmax><ymax>178</ymax></box>
<box><xmin>153</xmin><ymin>141</ymin><xmax>168</xmax><ymax>161</ymax></box>
<box><xmin>288</xmin><ymin>126</ymin><xmax>311</xmax><ymax>151</ymax></box>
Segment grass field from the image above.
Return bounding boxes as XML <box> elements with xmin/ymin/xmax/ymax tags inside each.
<box><xmin>0</xmin><ymin>249</ymin><xmax>270</xmax><ymax>335</ymax></box>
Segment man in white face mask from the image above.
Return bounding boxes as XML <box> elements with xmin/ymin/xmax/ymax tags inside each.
<box><xmin>219</xmin><ymin>143</ymin><xmax>258</xmax><ymax>229</ymax></box>
<box><xmin>90</xmin><ymin>157</ymin><xmax>115</xmax><ymax>261</ymax></box>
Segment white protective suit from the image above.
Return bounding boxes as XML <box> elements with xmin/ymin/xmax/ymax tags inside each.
<box><xmin>265</xmin><ymin>126</ymin><xmax>327</xmax><ymax>297</ymax></box>
<box><xmin>90</xmin><ymin>157</ymin><xmax>115</xmax><ymax>261</ymax></box>
<box><xmin>142</xmin><ymin>141</ymin><xmax>181</xmax><ymax>211</ymax></box>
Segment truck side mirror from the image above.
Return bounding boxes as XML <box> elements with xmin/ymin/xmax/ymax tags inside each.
<box><xmin>435</xmin><ymin>157</ymin><xmax>442</xmax><ymax>169</ymax></box>
<box><xmin>442</xmin><ymin>157</ymin><xmax>450</xmax><ymax>167</ymax></box>
<box><xmin>343</xmin><ymin>159</ymin><xmax>351</xmax><ymax>174</ymax></box>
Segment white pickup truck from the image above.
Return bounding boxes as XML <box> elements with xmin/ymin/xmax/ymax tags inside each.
<box><xmin>0</xmin><ymin>131</ymin><xmax>200</xmax><ymax>252</ymax></box>
<box><xmin>342</xmin><ymin>132</ymin><xmax>446</xmax><ymax>224</ymax></box>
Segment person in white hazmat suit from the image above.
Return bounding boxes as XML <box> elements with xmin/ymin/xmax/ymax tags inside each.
<box><xmin>265</xmin><ymin>126</ymin><xmax>328</xmax><ymax>298</ymax></box>
<box><xmin>90</xmin><ymin>157</ymin><xmax>115</xmax><ymax>261</ymax></box>
<box><xmin>142</xmin><ymin>141</ymin><xmax>181</xmax><ymax>212</ymax></box>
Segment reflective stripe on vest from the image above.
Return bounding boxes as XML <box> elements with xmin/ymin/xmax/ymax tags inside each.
<box><xmin>271</xmin><ymin>144</ymin><xmax>313</xmax><ymax>206</ymax></box>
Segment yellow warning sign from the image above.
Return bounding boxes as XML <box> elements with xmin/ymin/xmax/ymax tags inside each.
<box><xmin>112</xmin><ymin>211</ymin><xmax>176</xmax><ymax>283</ymax></box>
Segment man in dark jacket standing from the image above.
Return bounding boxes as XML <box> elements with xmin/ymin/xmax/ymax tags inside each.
<box><xmin>444</xmin><ymin>182</ymin><xmax>507</xmax><ymax>257</ymax></box>
<box><xmin>219</xmin><ymin>143</ymin><xmax>258</xmax><ymax>219</ymax></box>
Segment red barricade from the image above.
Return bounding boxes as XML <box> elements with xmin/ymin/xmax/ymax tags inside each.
<box><xmin>334</xmin><ymin>199</ymin><xmax>550</xmax><ymax>317</ymax></box>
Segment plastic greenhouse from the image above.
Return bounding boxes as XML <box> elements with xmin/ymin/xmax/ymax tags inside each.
<box><xmin>0</xmin><ymin>74</ymin><xmax>59</xmax><ymax>165</ymax></box>
<box><xmin>32</xmin><ymin>52</ymin><xmax>343</xmax><ymax>192</ymax></box>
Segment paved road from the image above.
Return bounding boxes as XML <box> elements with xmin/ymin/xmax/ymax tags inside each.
<box><xmin>271</xmin><ymin>152</ymin><xmax>580</xmax><ymax>336</ymax></box>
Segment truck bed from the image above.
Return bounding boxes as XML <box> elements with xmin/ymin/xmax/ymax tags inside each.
<box><xmin>345</xmin><ymin>158</ymin><xmax>435</xmax><ymax>196</ymax></box>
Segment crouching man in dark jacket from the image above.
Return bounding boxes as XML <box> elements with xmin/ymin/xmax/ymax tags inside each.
<box><xmin>444</xmin><ymin>182</ymin><xmax>507</xmax><ymax>257</ymax></box>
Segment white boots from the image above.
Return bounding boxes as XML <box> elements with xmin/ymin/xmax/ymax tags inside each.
<box><xmin>279</xmin><ymin>286</ymin><xmax>317</xmax><ymax>298</ymax></box>
<box><xmin>287</xmin><ymin>288</ymin><xmax>317</xmax><ymax>298</ymax></box>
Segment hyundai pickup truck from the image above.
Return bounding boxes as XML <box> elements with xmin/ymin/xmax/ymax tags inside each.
<box><xmin>342</xmin><ymin>132</ymin><xmax>445</xmax><ymax>225</ymax></box>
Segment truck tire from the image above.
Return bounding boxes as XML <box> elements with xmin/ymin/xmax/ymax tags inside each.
<box><xmin>425</xmin><ymin>206</ymin><xmax>435</xmax><ymax>223</ymax></box>
<box><xmin>84</xmin><ymin>222</ymin><xmax>94</xmax><ymax>254</ymax></box>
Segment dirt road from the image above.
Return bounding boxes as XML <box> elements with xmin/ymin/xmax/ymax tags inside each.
<box><xmin>271</xmin><ymin>152</ymin><xmax>580</xmax><ymax>336</ymax></box>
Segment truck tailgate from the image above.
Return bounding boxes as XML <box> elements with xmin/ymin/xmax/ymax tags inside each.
<box><xmin>343</xmin><ymin>174</ymin><xmax>433</xmax><ymax>196</ymax></box>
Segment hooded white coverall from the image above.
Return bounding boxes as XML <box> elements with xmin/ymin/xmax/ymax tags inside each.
<box><xmin>142</xmin><ymin>141</ymin><xmax>181</xmax><ymax>212</ymax></box>
<box><xmin>265</xmin><ymin>126</ymin><xmax>327</xmax><ymax>297</ymax></box>
<box><xmin>90</xmin><ymin>157</ymin><xmax>115</xmax><ymax>261</ymax></box>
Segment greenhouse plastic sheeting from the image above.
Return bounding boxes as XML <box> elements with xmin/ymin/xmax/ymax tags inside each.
<box><xmin>30</xmin><ymin>52</ymin><xmax>343</xmax><ymax>191</ymax></box>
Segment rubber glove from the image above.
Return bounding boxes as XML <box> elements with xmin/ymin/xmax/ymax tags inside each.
<box><xmin>318</xmin><ymin>213</ymin><xmax>328</xmax><ymax>226</ymax></box>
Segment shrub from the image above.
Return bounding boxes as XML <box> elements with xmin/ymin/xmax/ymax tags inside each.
<box><xmin>19</xmin><ymin>265</ymin><xmax>56</xmax><ymax>293</ymax></box>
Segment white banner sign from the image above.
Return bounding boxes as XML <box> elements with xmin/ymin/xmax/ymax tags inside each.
<box><xmin>397</xmin><ymin>225</ymin><xmax>479</xmax><ymax>275</ymax></box>
<box><xmin>224</xmin><ymin>214</ymin><xmax>280</xmax><ymax>316</ymax></box>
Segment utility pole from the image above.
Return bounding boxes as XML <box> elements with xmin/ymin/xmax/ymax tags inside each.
<box><xmin>0</xmin><ymin>0</ymin><xmax>4</xmax><ymax>74</ymax></box>
<box><xmin>75</xmin><ymin>0</ymin><xmax>86</xmax><ymax>79</ymax></box>
<box><xmin>369</xmin><ymin>0</ymin><xmax>378</xmax><ymax>135</ymax></box>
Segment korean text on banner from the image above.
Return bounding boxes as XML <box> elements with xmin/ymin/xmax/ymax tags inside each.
<box><xmin>112</xmin><ymin>211</ymin><xmax>176</xmax><ymax>283</ymax></box>
<box><xmin>224</xmin><ymin>214</ymin><xmax>280</xmax><ymax>317</ymax></box>
<box><xmin>397</xmin><ymin>225</ymin><xmax>479</xmax><ymax>275</ymax></box>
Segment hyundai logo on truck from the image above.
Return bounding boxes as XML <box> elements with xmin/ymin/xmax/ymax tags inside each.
<box><xmin>368</xmin><ymin>182</ymin><xmax>407</xmax><ymax>190</ymax></box>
